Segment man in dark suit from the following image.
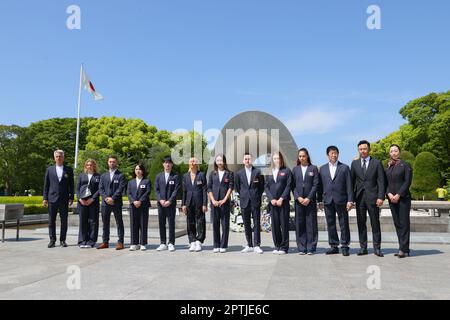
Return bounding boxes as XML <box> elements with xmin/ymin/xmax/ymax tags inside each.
<box><xmin>43</xmin><ymin>150</ymin><xmax>74</xmax><ymax>248</ymax></box>
<box><xmin>98</xmin><ymin>155</ymin><xmax>127</xmax><ymax>250</ymax></box>
<box><xmin>318</xmin><ymin>146</ymin><xmax>353</xmax><ymax>256</ymax></box>
<box><xmin>155</xmin><ymin>156</ymin><xmax>181</xmax><ymax>252</ymax></box>
<box><xmin>235</xmin><ymin>153</ymin><xmax>265</xmax><ymax>254</ymax></box>
<box><xmin>351</xmin><ymin>140</ymin><xmax>386</xmax><ymax>257</ymax></box>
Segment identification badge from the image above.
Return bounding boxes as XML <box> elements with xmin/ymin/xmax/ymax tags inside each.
<box><xmin>169</xmin><ymin>181</ymin><xmax>175</xmax><ymax>185</ymax></box>
<box><xmin>95</xmin><ymin>178</ymin><xmax>100</xmax><ymax>182</ymax></box>
<box><xmin>197</xmin><ymin>181</ymin><xmax>203</xmax><ymax>185</ymax></box>
<box><xmin>114</xmin><ymin>180</ymin><xmax>119</xmax><ymax>184</ymax></box>
<box><xmin>279</xmin><ymin>172</ymin><xmax>285</xmax><ymax>176</ymax></box>
<box><xmin>309</xmin><ymin>172</ymin><xmax>314</xmax><ymax>176</ymax></box>
<box><xmin>140</xmin><ymin>185</ymin><xmax>146</xmax><ymax>189</ymax></box>
<box><xmin>224</xmin><ymin>178</ymin><xmax>229</xmax><ymax>183</ymax></box>
<box><xmin>253</xmin><ymin>179</ymin><xmax>259</xmax><ymax>183</ymax></box>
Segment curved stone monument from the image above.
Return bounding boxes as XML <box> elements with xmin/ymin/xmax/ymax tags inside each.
<box><xmin>208</xmin><ymin>110</ymin><xmax>298</xmax><ymax>175</ymax></box>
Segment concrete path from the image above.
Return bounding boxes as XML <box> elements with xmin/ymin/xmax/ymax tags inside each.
<box><xmin>0</xmin><ymin>228</ymin><xmax>450</xmax><ymax>300</ymax></box>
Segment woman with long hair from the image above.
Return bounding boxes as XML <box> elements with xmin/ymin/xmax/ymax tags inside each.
<box><xmin>207</xmin><ymin>154</ymin><xmax>234</xmax><ymax>253</ymax></box>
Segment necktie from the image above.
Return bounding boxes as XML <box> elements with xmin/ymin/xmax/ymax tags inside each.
<box><xmin>363</xmin><ymin>159</ymin><xmax>367</xmax><ymax>176</ymax></box>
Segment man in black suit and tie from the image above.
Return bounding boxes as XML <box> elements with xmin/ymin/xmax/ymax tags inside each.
<box><xmin>98</xmin><ymin>155</ymin><xmax>127</xmax><ymax>250</ymax></box>
<box><xmin>318</xmin><ymin>146</ymin><xmax>353</xmax><ymax>256</ymax></box>
<box><xmin>43</xmin><ymin>150</ymin><xmax>74</xmax><ymax>248</ymax></box>
<box><xmin>235</xmin><ymin>153</ymin><xmax>265</xmax><ymax>254</ymax></box>
<box><xmin>155</xmin><ymin>156</ymin><xmax>181</xmax><ymax>252</ymax></box>
<box><xmin>351</xmin><ymin>140</ymin><xmax>386</xmax><ymax>257</ymax></box>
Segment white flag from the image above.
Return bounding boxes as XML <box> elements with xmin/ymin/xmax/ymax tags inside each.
<box><xmin>82</xmin><ymin>68</ymin><xmax>103</xmax><ymax>101</ymax></box>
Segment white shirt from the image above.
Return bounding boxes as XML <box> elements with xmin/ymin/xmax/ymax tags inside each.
<box><xmin>164</xmin><ymin>172</ymin><xmax>170</xmax><ymax>184</ymax></box>
<box><xmin>218</xmin><ymin>170</ymin><xmax>225</xmax><ymax>183</ymax></box>
<box><xmin>136</xmin><ymin>177</ymin><xmax>142</xmax><ymax>188</ymax></box>
<box><xmin>56</xmin><ymin>165</ymin><xmax>64</xmax><ymax>182</ymax></box>
<box><xmin>329</xmin><ymin>162</ymin><xmax>338</xmax><ymax>180</ymax></box>
<box><xmin>245</xmin><ymin>166</ymin><xmax>252</xmax><ymax>185</ymax></box>
<box><xmin>272</xmin><ymin>168</ymin><xmax>279</xmax><ymax>183</ymax></box>
<box><xmin>361</xmin><ymin>156</ymin><xmax>371</xmax><ymax>169</ymax></box>
<box><xmin>301</xmin><ymin>165</ymin><xmax>308</xmax><ymax>180</ymax></box>
<box><xmin>87</xmin><ymin>173</ymin><xmax>93</xmax><ymax>184</ymax></box>
<box><xmin>109</xmin><ymin>169</ymin><xmax>116</xmax><ymax>181</ymax></box>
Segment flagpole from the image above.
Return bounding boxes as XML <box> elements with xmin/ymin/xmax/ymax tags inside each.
<box><xmin>74</xmin><ymin>63</ymin><xmax>83</xmax><ymax>169</ymax></box>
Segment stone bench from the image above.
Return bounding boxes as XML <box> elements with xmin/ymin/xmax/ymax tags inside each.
<box><xmin>0</xmin><ymin>204</ymin><xmax>24</xmax><ymax>242</ymax></box>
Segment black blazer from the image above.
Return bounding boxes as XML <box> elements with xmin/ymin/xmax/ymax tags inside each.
<box><xmin>264</xmin><ymin>167</ymin><xmax>292</xmax><ymax>202</ymax></box>
<box><xmin>385</xmin><ymin>161</ymin><xmax>413</xmax><ymax>198</ymax></box>
<box><xmin>207</xmin><ymin>170</ymin><xmax>234</xmax><ymax>202</ymax></box>
<box><xmin>99</xmin><ymin>170</ymin><xmax>127</xmax><ymax>207</ymax></box>
<box><xmin>43</xmin><ymin>165</ymin><xmax>74</xmax><ymax>203</ymax></box>
<box><xmin>182</xmin><ymin>171</ymin><xmax>208</xmax><ymax>207</ymax></box>
<box><xmin>76</xmin><ymin>172</ymin><xmax>100</xmax><ymax>203</ymax></box>
<box><xmin>351</xmin><ymin>157</ymin><xmax>386</xmax><ymax>203</ymax></box>
<box><xmin>318</xmin><ymin>162</ymin><xmax>353</xmax><ymax>205</ymax></box>
<box><xmin>235</xmin><ymin>166</ymin><xmax>265</xmax><ymax>209</ymax></box>
<box><xmin>127</xmin><ymin>178</ymin><xmax>151</xmax><ymax>208</ymax></box>
<box><xmin>155</xmin><ymin>171</ymin><xmax>180</xmax><ymax>205</ymax></box>
<box><xmin>292</xmin><ymin>164</ymin><xmax>319</xmax><ymax>203</ymax></box>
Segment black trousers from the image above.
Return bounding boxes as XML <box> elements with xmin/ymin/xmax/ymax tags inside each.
<box><xmin>389</xmin><ymin>197</ymin><xmax>411</xmax><ymax>253</ymax></box>
<box><xmin>77</xmin><ymin>202</ymin><xmax>99</xmax><ymax>246</ymax></box>
<box><xmin>294</xmin><ymin>202</ymin><xmax>318</xmax><ymax>252</ymax></box>
<box><xmin>356</xmin><ymin>193</ymin><xmax>382</xmax><ymax>250</ymax></box>
<box><xmin>270</xmin><ymin>202</ymin><xmax>290</xmax><ymax>252</ymax></box>
<box><xmin>130</xmin><ymin>205</ymin><xmax>149</xmax><ymax>245</ymax></box>
<box><xmin>158</xmin><ymin>204</ymin><xmax>176</xmax><ymax>245</ymax></box>
<box><xmin>211</xmin><ymin>202</ymin><xmax>230</xmax><ymax>248</ymax></box>
<box><xmin>101</xmin><ymin>205</ymin><xmax>124</xmax><ymax>244</ymax></box>
<box><xmin>48</xmin><ymin>201</ymin><xmax>69</xmax><ymax>242</ymax></box>
<box><xmin>187</xmin><ymin>203</ymin><xmax>206</xmax><ymax>244</ymax></box>
<box><xmin>241</xmin><ymin>205</ymin><xmax>261</xmax><ymax>247</ymax></box>
<box><xmin>324</xmin><ymin>201</ymin><xmax>350</xmax><ymax>248</ymax></box>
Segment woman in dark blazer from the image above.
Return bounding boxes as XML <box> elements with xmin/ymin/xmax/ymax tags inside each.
<box><xmin>207</xmin><ymin>154</ymin><xmax>234</xmax><ymax>253</ymax></box>
<box><xmin>127</xmin><ymin>163</ymin><xmax>151</xmax><ymax>251</ymax></box>
<box><xmin>77</xmin><ymin>159</ymin><xmax>100</xmax><ymax>248</ymax></box>
<box><xmin>292</xmin><ymin>148</ymin><xmax>320</xmax><ymax>255</ymax></box>
<box><xmin>265</xmin><ymin>151</ymin><xmax>292</xmax><ymax>255</ymax></box>
<box><xmin>385</xmin><ymin>144</ymin><xmax>413</xmax><ymax>258</ymax></box>
<box><xmin>182</xmin><ymin>157</ymin><xmax>208</xmax><ymax>252</ymax></box>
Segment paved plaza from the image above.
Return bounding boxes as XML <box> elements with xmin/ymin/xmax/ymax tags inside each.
<box><xmin>1</xmin><ymin>227</ymin><xmax>450</xmax><ymax>300</ymax></box>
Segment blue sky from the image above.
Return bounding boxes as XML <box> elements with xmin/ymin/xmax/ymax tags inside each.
<box><xmin>0</xmin><ymin>0</ymin><xmax>449</xmax><ymax>165</ymax></box>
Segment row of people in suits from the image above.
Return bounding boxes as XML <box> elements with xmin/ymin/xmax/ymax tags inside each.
<box><xmin>43</xmin><ymin>141</ymin><xmax>412</xmax><ymax>258</ymax></box>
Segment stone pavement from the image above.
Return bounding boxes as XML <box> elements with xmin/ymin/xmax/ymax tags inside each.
<box><xmin>1</xmin><ymin>228</ymin><xmax>450</xmax><ymax>300</ymax></box>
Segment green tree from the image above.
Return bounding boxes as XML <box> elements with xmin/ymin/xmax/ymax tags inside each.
<box><xmin>411</xmin><ymin>152</ymin><xmax>441</xmax><ymax>200</ymax></box>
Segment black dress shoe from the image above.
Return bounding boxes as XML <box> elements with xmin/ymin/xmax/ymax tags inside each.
<box><xmin>326</xmin><ymin>247</ymin><xmax>339</xmax><ymax>255</ymax></box>
<box><xmin>342</xmin><ymin>248</ymin><xmax>350</xmax><ymax>256</ymax></box>
<box><xmin>357</xmin><ymin>249</ymin><xmax>368</xmax><ymax>256</ymax></box>
<box><xmin>374</xmin><ymin>249</ymin><xmax>384</xmax><ymax>257</ymax></box>
<box><xmin>398</xmin><ymin>251</ymin><xmax>410</xmax><ymax>258</ymax></box>
<box><xmin>60</xmin><ymin>241</ymin><xmax>68</xmax><ymax>248</ymax></box>
<box><xmin>48</xmin><ymin>241</ymin><xmax>56</xmax><ymax>248</ymax></box>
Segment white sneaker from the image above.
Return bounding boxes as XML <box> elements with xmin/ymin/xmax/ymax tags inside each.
<box><xmin>140</xmin><ymin>245</ymin><xmax>147</xmax><ymax>251</ymax></box>
<box><xmin>254</xmin><ymin>246</ymin><xmax>263</xmax><ymax>254</ymax></box>
<box><xmin>156</xmin><ymin>244</ymin><xmax>168</xmax><ymax>251</ymax></box>
<box><xmin>130</xmin><ymin>245</ymin><xmax>137</xmax><ymax>251</ymax></box>
<box><xmin>241</xmin><ymin>246</ymin><xmax>253</xmax><ymax>253</ymax></box>
<box><xmin>189</xmin><ymin>242</ymin><xmax>196</xmax><ymax>252</ymax></box>
<box><xmin>213</xmin><ymin>248</ymin><xmax>220</xmax><ymax>253</ymax></box>
<box><xmin>272</xmin><ymin>249</ymin><xmax>279</xmax><ymax>255</ymax></box>
<box><xmin>195</xmin><ymin>241</ymin><xmax>202</xmax><ymax>252</ymax></box>
<box><xmin>168</xmin><ymin>243</ymin><xmax>175</xmax><ymax>252</ymax></box>
<box><xmin>299</xmin><ymin>251</ymin><xmax>306</xmax><ymax>255</ymax></box>
<box><xmin>278</xmin><ymin>250</ymin><xmax>287</xmax><ymax>255</ymax></box>
<box><xmin>220</xmin><ymin>248</ymin><xmax>227</xmax><ymax>253</ymax></box>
